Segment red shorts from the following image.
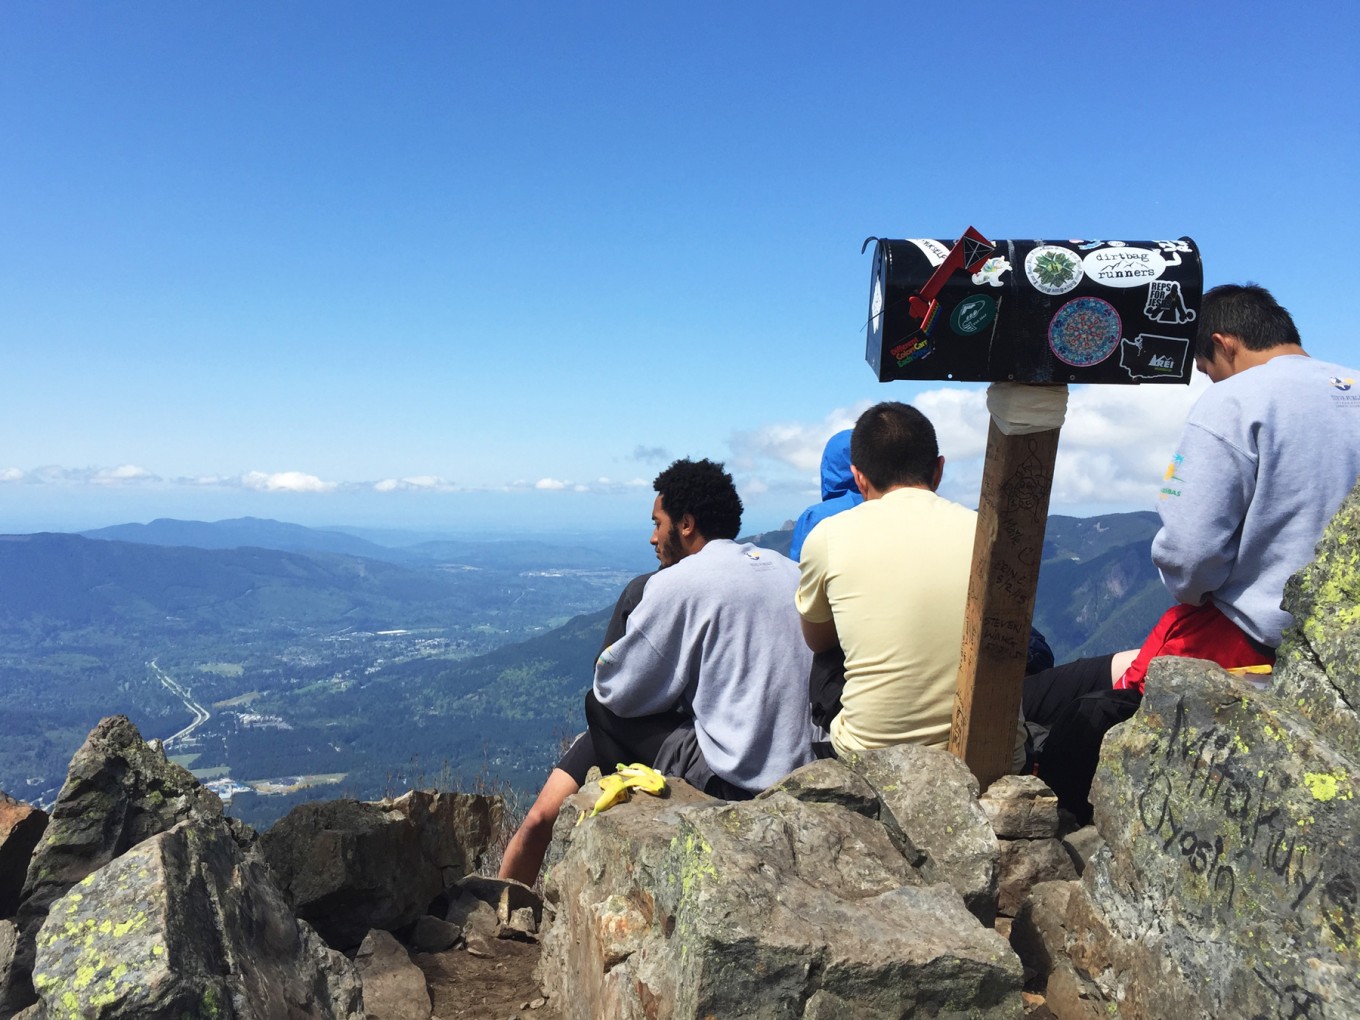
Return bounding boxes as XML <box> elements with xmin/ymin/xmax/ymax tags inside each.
<box><xmin>1114</xmin><ymin>601</ymin><xmax>1275</xmax><ymax>693</ymax></box>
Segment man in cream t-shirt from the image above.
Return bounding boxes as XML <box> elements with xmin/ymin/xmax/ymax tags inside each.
<box><xmin>796</xmin><ymin>401</ymin><xmax>977</xmax><ymax>756</ymax></box>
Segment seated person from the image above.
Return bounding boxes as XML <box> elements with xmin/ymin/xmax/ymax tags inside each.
<box><xmin>1026</xmin><ymin>283</ymin><xmax>1360</xmax><ymax>822</ymax></box>
<box><xmin>499</xmin><ymin>458</ymin><xmax>815</xmax><ymax>885</ymax></box>
<box><xmin>791</xmin><ymin>427</ymin><xmax>1051</xmax><ymax>740</ymax></box>
<box><xmin>789</xmin><ymin>429</ymin><xmax>862</xmax><ymax>562</ymax></box>
<box><xmin>796</xmin><ymin>402</ymin><xmax>1008</xmax><ymax>759</ymax></box>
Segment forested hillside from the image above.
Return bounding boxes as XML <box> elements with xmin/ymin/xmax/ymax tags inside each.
<box><xmin>0</xmin><ymin>512</ymin><xmax>1169</xmax><ymax>827</ymax></box>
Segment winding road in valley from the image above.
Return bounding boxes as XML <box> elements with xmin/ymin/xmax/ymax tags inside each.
<box><xmin>150</xmin><ymin>660</ymin><xmax>210</xmax><ymax>749</ymax></box>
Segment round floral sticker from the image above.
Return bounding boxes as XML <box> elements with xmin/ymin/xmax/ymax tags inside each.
<box><xmin>1048</xmin><ymin>297</ymin><xmax>1122</xmax><ymax>367</ymax></box>
<box><xmin>1024</xmin><ymin>245</ymin><xmax>1084</xmax><ymax>296</ymax></box>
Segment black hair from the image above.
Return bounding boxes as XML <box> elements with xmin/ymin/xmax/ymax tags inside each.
<box><xmin>850</xmin><ymin>401</ymin><xmax>939</xmax><ymax>492</ymax></box>
<box><xmin>1195</xmin><ymin>283</ymin><xmax>1301</xmax><ymax>361</ymax></box>
<box><xmin>653</xmin><ymin>458</ymin><xmax>743</xmax><ymax>541</ymax></box>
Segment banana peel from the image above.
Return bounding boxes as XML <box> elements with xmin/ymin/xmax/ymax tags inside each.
<box><xmin>1226</xmin><ymin>664</ymin><xmax>1273</xmax><ymax>676</ymax></box>
<box><xmin>579</xmin><ymin>762</ymin><xmax>669</xmax><ymax>822</ymax></box>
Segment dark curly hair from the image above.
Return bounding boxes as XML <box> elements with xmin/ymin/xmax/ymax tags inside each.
<box><xmin>653</xmin><ymin>458</ymin><xmax>742</xmax><ymax>540</ymax></box>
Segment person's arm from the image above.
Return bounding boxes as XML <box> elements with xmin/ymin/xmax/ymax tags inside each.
<box><xmin>795</xmin><ymin>526</ymin><xmax>839</xmax><ymax>653</ymax></box>
<box><xmin>800</xmin><ymin>615</ymin><xmax>839</xmax><ymax>654</ymax></box>
<box><xmin>599</xmin><ymin>571</ymin><xmax>654</xmax><ymax>655</ymax></box>
<box><xmin>593</xmin><ymin>583</ymin><xmax>690</xmax><ymax>717</ymax></box>
<box><xmin>1151</xmin><ymin>421</ymin><xmax>1255</xmax><ymax>605</ymax></box>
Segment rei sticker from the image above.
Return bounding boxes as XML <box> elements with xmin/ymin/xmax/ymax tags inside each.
<box><xmin>1119</xmin><ymin>333</ymin><xmax>1189</xmax><ymax>380</ymax></box>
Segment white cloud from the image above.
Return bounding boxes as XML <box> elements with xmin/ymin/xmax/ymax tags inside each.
<box><xmin>92</xmin><ymin>464</ymin><xmax>158</xmax><ymax>485</ymax></box>
<box><xmin>0</xmin><ymin>468</ymin><xmax>23</xmax><ymax>483</ymax></box>
<box><xmin>728</xmin><ymin>403</ymin><xmax>869</xmax><ymax>474</ymax></box>
<box><xmin>729</xmin><ymin>377</ymin><xmax>1210</xmax><ymax>515</ymax></box>
<box><xmin>372</xmin><ymin>475</ymin><xmax>456</xmax><ymax>493</ymax></box>
<box><xmin>240</xmin><ymin>471</ymin><xmax>337</xmax><ymax>493</ymax></box>
<box><xmin>535</xmin><ymin>478</ymin><xmax>568</xmax><ymax>491</ymax></box>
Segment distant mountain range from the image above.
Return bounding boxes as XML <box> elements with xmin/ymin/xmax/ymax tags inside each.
<box><xmin>0</xmin><ymin>512</ymin><xmax>1170</xmax><ymax>824</ymax></box>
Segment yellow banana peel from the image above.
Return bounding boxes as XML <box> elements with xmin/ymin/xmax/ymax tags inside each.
<box><xmin>614</xmin><ymin>762</ymin><xmax>667</xmax><ymax>794</ymax></box>
<box><xmin>1227</xmin><ymin>664</ymin><xmax>1273</xmax><ymax>676</ymax></box>
<box><xmin>585</xmin><ymin>763</ymin><xmax>669</xmax><ymax>817</ymax></box>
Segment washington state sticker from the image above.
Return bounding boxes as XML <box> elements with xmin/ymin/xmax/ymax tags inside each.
<box><xmin>1048</xmin><ymin>297</ymin><xmax>1121</xmax><ymax>367</ymax></box>
<box><xmin>1119</xmin><ymin>333</ymin><xmax>1189</xmax><ymax>380</ymax></box>
<box><xmin>1025</xmin><ymin>246</ymin><xmax>1083</xmax><ymax>295</ymax></box>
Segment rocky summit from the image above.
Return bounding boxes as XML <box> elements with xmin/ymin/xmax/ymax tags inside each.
<box><xmin>1015</xmin><ymin>479</ymin><xmax>1360</xmax><ymax>1019</ymax></box>
<box><xmin>2</xmin><ymin>481</ymin><xmax>1358</xmax><ymax>1018</ymax></box>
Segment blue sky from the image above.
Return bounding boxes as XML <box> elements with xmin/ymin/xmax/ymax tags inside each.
<box><xmin>3</xmin><ymin>3</ymin><xmax>1356</xmax><ymax>536</ymax></box>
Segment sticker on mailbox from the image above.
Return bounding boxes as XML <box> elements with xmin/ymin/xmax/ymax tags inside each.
<box><xmin>951</xmin><ymin>294</ymin><xmax>997</xmax><ymax>336</ymax></box>
<box><xmin>1143</xmin><ymin>280</ymin><xmax>1197</xmax><ymax>324</ymax></box>
<box><xmin>1049</xmin><ymin>297</ymin><xmax>1122</xmax><ymax>367</ymax></box>
<box><xmin>1025</xmin><ymin>246</ymin><xmax>1084</xmax><ymax>296</ymax></box>
<box><xmin>1119</xmin><ymin>333</ymin><xmax>1189</xmax><ymax>380</ymax></box>
<box><xmin>1082</xmin><ymin>246</ymin><xmax>1178</xmax><ymax>288</ymax></box>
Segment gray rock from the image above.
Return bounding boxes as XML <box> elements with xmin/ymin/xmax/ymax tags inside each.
<box><xmin>1072</xmin><ymin>653</ymin><xmax>1360</xmax><ymax>1018</ymax></box>
<box><xmin>843</xmin><ymin>743</ymin><xmax>1001</xmax><ymax>923</ymax></box>
<box><xmin>456</xmin><ymin>874</ymin><xmax>542</xmax><ymax>927</ymax></box>
<box><xmin>0</xmin><ymin>795</ymin><xmax>45</xmax><ymax>920</ymax></box>
<box><xmin>28</xmin><ymin>820</ymin><xmax>363</xmax><ymax>1019</ymax></box>
<box><xmin>0</xmin><ymin>715</ymin><xmax>231</xmax><ymax>1016</ymax></box>
<box><xmin>1275</xmin><ymin>480</ymin><xmax>1360</xmax><ymax>762</ymax></box>
<box><xmin>1007</xmin><ymin>880</ymin><xmax>1107</xmax><ymax>1018</ymax></box>
<box><xmin>995</xmin><ymin>838</ymin><xmax>1078</xmax><ymax>918</ymax></box>
<box><xmin>761</xmin><ymin>757</ymin><xmax>925</xmax><ymax>865</ymax></box>
<box><xmin>355</xmin><ymin>928</ymin><xmax>431</xmax><ymax>1020</ymax></box>
<box><xmin>260</xmin><ymin>789</ymin><xmax>500</xmax><ymax>950</ymax></box>
<box><xmin>408</xmin><ymin>914</ymin><xmax>461</xmax><ymax>953</ymax></box>
<box><xmin>982</xmin><ymin>775</ymin><xmax>1060</xmax><ymax>839</ymax></box>
<box><xmin>0</xmin><ymin>921</ymin><xmax>16</xmax><ymax>1004</ymax></box>
<box><xmin>506</xmin><ymin>906</ymin><xmax>537</xmax><ymax>937</ymax></box>
<box><xmin>1058</xmin><ymin>825</ymin><xmax>1103</xmax><ymax>877</ymax></box>
<box><xmin>540</xmin><ymin>783</ymin><xmax>1022</xmax><ymax>1019</ymax></box>
<box><xmin>444</xmin><ymin>888</ymin><xmax>500</xmax><ymax>938</ymax></box>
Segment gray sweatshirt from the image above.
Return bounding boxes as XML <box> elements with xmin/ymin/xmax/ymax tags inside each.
<box><xmin>594</xmin><ymin>539</ymin><xmax>816</xmax><ymax>791</ymax></box>
<box><xmin>1153</xmin><ymin>355</ymin><xmax>1360</xmax><ymax>646</ymax></box>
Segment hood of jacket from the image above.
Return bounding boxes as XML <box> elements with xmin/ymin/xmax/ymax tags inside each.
<box><xmin>820</xmin><ymin>429</ymin><xmax>860</xmax><ymax>501</ymax></box>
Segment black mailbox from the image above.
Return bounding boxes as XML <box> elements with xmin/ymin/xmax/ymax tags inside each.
<box><xmin>865</xmin><ymin>233</ymin><xmax>1203</xmax><ymax>384</ymax></box>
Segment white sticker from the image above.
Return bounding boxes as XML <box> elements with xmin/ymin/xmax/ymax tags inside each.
<box><xmin>971</xmin><ymin>256</ymin><xmax>1011</xmax><ymax>287</ymax></box>
<box><xmin>1024</xmin><ymin>246</ymin><xmax>1084</xmax><ymax>296</ymax></box>
<box><xmin>1144</xmin><ymin>280</ymin><xmax>1197</xmax><ymax>324</ymax></box>
<box><xmin>907</xmin><ymin>238</ymin><xmax>951</xmax><ymax>266</ymax></box>
<box><xmin>1082</xmin><ymin>246</ymin><xmax>1172</xmax><ymax>288</ymax></box>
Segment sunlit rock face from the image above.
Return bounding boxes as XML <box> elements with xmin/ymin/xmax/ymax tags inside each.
<box><xmin>1061</xmin><ymin>480</ymin><xmax>1360</xmax><ymax>1020</ymax></box>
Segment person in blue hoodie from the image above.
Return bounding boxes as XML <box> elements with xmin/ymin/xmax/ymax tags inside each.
<box><xmin>789</xmin><ymin>430</ymin><xmax>862</xmax><ymax>562</ymax></box>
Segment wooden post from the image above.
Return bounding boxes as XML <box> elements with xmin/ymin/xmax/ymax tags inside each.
<box><xmin>949</xmin><ymin>417</ymin><xmax>1062</xmax><ymax>790</ymax></box>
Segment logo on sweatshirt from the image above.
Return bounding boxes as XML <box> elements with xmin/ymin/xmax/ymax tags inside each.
<box><xmin>1159</xmin><ymin>453</ymin><xmax>1184</xmax><ymax>499</ymax></box>
<box><xmin>1331</xmin><ymin>377</ymin><xmax>1354</xmax><ymax>392</ymax></box>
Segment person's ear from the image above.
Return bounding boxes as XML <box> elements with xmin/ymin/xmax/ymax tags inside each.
<box><xmin>1212</xmin><ymin>332</ymin><xmax>1240</xmax><ymax>365</ymax></box>
<box><xmin>930</xmin><ymin>456</ymin><xmax>945</xmax><ymax>492</ymax></box>
<box><xmin>678</xmin><ymin>513</ymin><xmax>697</xmax><ymax>538</ymax></box>
<box><xmin>850</xmin><ymin>465</ymin><xmax>870</xmax><ymax>496</ymax></box>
